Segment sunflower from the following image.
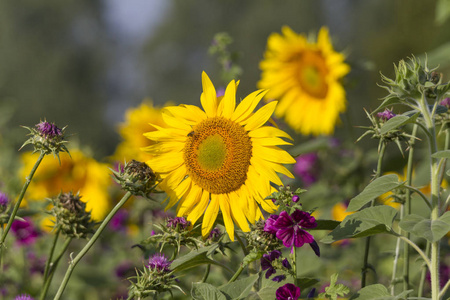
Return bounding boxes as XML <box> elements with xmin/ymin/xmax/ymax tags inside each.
<box><xmin>144</xmin><ymin>72</ymin><xmax>296</xmax><ymax>240</ymax></box>
<box><xmin>112</xmin><ymin>100</ymin><xmax>166</xmax><ymax>163</ymax></box>
<box><xmin>258</xmin><ymin>26</ymin><xmax>350</xmax><ymax>136</ymax></box>
<box><xmin>20</xmin><ymin>149</ymin><xmax>111</xmax><ymax>222</ymax></box>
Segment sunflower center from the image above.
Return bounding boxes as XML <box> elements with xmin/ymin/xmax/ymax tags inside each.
<box><xmin>294</xmin><ymin>50</ymin><xmax>329</xmax><ymax>99</ymax></box>
<box><xmin>184</xmin><ymin>117</ymin><xmax>252</xmax><ymax>194</ymax></box>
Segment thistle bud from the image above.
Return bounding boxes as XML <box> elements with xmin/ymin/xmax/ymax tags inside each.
<box><xmin>128</xmin><ymin>253</ymin><xmax>181</xmax><ymax>298</ymax></box>
<box><xmin>50</xmin><ymin>192</ymin><xmax>95</xmax><ymax>239</ymax></box>
<box><xmin>377</xmin><ymin>109</ymin><xmax>396</xmax><ymax>122</ymax></box>
<box><xmin>20</xmin><ymin>120</ymin><xmax>69</xmax><ymax>160</ymax></box>
<box><xmin>0</xmin><ymin>192</ymin><xmax>9</xmax><ymax>214</ymax></box>
<box><xmin>112</xmin><ymin>160</ymin><xmax>160</xmax><ymax>198</ymax></box>
<box><xmin>246</xmin><ymin>219</ymin><xmax>281</xmax><ymax>253</ymax></box>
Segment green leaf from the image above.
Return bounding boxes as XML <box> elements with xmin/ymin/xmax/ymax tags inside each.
<box><xmin>400</xmin><ymin>211</ymin><xmax>450</xmax><ymax>242</ymax></box>
<box><xmin>349</xmin><ymin>284</ymin><xmax>412</xmax><ymax>300</ymax></box>
<box><xmin>321</xmin><ymin>206</ymin><xmax>397</xmax><ymax>244</ymax></box>
<box><xmin>431</xmin><ymin>150</ymin><xmax>450</xmax><ymax>159</ymax></box>
<box><xmin>296</xmin><ymin>277</ymin><xmax>320</xmax><ymax>290</ymax></box>
<box><xmin>171</xmin><ymin>245</ymin><xmax>233</xmax><ymax>273</ymax></box>
<box><xmin>242</xmin><ymin>251</ymin><xmax>263</xmax><ymax>267</ymax></box>
<box><xmin>219</xmin><ymin>274</ymin><xmax>259</xmax><ymax>300</ymax></box>
<box><xmin>319</xmin><ymin>274</ymin><xmax>350</xmax><ymax>300</ymax></box>
<box><xmin>191</xmin><ymin>283</ymin><xmax>228</xmax><ymax>300</ymax></box>
<box><xmin>380</xmin><ymin>112</ymin><xmax>420</xmax><ymax>135</ymax></box>
<box><xmin>347</xmin><ymin>174</ymin><xmax>402</xmax><ymax>212</ymax></box>
<box><xmin>312</xmin><ymin>219</ymin><xmax>340</xmax><ymax>231</ymax></box>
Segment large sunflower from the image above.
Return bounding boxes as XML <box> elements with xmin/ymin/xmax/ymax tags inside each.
<box><xmin>144</xmin><ymin>72</ymin><xmax>296</xmax><ymax>240</ymax></box>
<box><xmin>258</xmin><ymin>26</ymin><xmax>350</xmax><ymax>136</ymax></box>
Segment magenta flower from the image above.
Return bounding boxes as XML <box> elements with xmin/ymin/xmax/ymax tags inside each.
<box><xmin>148</xmin><ymin>253</ymin><xmax>171</xmax><ymax>273</ymax></box>
<box><xmin>109</xmin><ymin>209</ymin><xmax>129</xmax><ymax>232</ymax></box>
<box><xmin>15</xmin><ymin>295</ymin><xmax>34</xmax><ymax>300</ymax></box>
<box><xmin>377</xmin><ymin>109</ymin><xmax>396</xmax><ymax>121</ymax></box>
<box><xmin>276</xmin><ymin>283</ymin><xmax>301</xmax><ymax>300</ymax></box>
<box><xmin>440</xmin><ymin>97</ymin><xmax>450</xmax><ymax>107</ymax></box>
<box><xmin>261</xmin><ymin>250</ymin><xmax>281</xmax><ymax>279</ymax></box>
<box><xmin>11</xmin><ymin>218</ymin><xmax>40</xmax><ymax>246</ymax></box>
<box><xmin>35</xmin><ymin>121</ymin><xmax>62</xmax><ymax>138</ymax></box>
<box><xmin>272</xmin><ymin>210</ymin><xmax>317</xmax><ymax>250</ymax></box>
<box><xmin>263</xmin><ymin>214</ymin><xmax>280</xmax><ymax>235</ymax></box>
<box><xmin>294</xmin><ymin>153</ymin><xmax>319</xmax><ymax>186</ymax></box>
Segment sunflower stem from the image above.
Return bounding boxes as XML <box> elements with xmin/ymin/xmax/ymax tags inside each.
<box><xmin>53</xmin><ymin>191</ymin><xmax>133</xmax><ymax>300</ymax></box>
<box><xmin>361</xmin><ymin>141</ymin><xmax>386</xmax><ymax>288</ymax></box>
<box><xmin>228</xmin><ymin>265</ymin><xmax>245</xmax><ymax>283</ymax></box>
<box><xmin>201</xmin><ymin>264</ymin><xmax>211</xmax><ymax>283</ymax></box>
<box><xmin>0</xmin><ymin>152</ymin><xmax>45</xmax><ymax>251</ymax></box>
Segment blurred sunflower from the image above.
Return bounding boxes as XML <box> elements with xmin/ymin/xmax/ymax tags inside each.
<box><xmin>20</xmin><ymin>149</ymin><xmax>111</xmax><ymax>222</ymax></box>
<box><xmin>144</xmin><ymin>72</ymin><xmax>295</xmax><ymax>240</ymax></box>
<box><xmin>112</xmin><ymin>100</ymin><xmax>166</xmax><ymax>163</ymax></box>
<box><xmin>258</xmin><ymin>26</ymin><xmax>350</xmax><ymax>135</ymax></box>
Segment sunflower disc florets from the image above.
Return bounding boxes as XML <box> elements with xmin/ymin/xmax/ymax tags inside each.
<box><xmin>50</xmin><ymin>191</ymin><xmax>95</xmax><ymax>239</ymax></box>
<box><xmin>20</xmin><ymin>120</ymin><xmax>69</xmax><ymax>159</ymax></box>
<box><xmin>112</xmin><ymin>160</ymin><xmax>160</xmax><ymax>199</ymax></box>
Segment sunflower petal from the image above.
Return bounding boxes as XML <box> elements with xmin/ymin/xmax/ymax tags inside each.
<box><xmin>218</xmin><ymin>194</ymin><xmax>235</xmax><ymax>241</ymax></box>
<box><xmin>202</xmin><ymin>194</ymin><xmax>220</xmax><ymax>238</ymax></box>
<box><xmin>200</xmin><ymin>72</ymin><xmax>218</xmax><ymax>117</ymax></box>
<box><xmin>244</xmin><ymin>101</ymin><xmax>278</xmax><ymax>131</ymax></box>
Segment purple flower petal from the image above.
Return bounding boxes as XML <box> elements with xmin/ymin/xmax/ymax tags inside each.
<box><xmin>276</xmin><ymin>227</ymin><xmax>295</xmax><ymax>248</ymax></box>
<box><xmin>293</xmin><ymin>229</ymin><xmax>314</xmax><ymax>248</ymax></box>
<box><xmin>276</xmin><ymin>283</ymin><xmax>301</xmax><ymax>300</ymax></box>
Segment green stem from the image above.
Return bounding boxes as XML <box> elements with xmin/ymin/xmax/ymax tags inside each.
<box><xmin>402</xmin><ymin>124</ymin><xmax>418</xmax><ymax>293</ymax></box>
<box><xmin>0</xmin><ymin>152</ymin><xmax>45</xmax><ymax>247</ymax></box>
<box><xmin>40</xmin><ymin>237</ymin><xmax>72</xmax><ymax>300</ymax></box>
<box><xmin>53</xmin><ymin>191</ymin><xmax>133</xmax><ymax>300</ymax></box>
<box><xmin>404</xmin><ymin>185</ymin><xmax>432</xmax><ymax>209</ymax></box>
<box><xmin>235</xmin><ymin>231</ymin><xmax>249</xmax><ymax>256</ymax></box>
<box><xmin>293</xmin><ymin>245</ymin><xmax>300</xmax><ymax>287</ymax></box>
<box><xmin>439</xmin><ymin>279</ymin><xmax>450</xmax><ymax>298</ymax></box>
<box><xmin>228</xmin><ymin>265</ymin><xmax>245</xmax><ymax>283</ymax></box>
<box><xmin>44</xmin><ymin>227</ymin><xmax>61</xmax><ymax>281</ymax></box>
<box><xmin>418</xmin><ymin>242</ymin><xmax>431</xmax><ymax>298</ymax></box>
<box><xmin>418</xmin><ymin>94</ymin><xmax>440</xmax><ymax>300</ymax></box>
<box><xmin>361</xmin><ymin>141</ymin><xmax>386</xmax><ymax>288</ymax></box>
<box><xmin>397</xmin><ymin>235</ymin><xmax>431</xmax><ymax>270</ymax></box>
<box><xmin>201</xmin><ymin>264</ymin><xmax>211</xmax><ymax>283</ymax></box>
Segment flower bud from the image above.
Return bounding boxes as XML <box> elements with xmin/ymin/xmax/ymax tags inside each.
<box><xmin>0</xmin><ymin>192</ymin><xmax>9</xmax><ymax>214</ymax></box>
<box><xmin>50</xmin><ymin>191</ymin><xmax>95</xmax><ymax>239</ymax></box>
<box><xmin>20</xmin><ymin>121</ymin><xmax>69</xmax><ymax>159</ymax></box>
<box><xmin>377</xmin><ymin>109</ymin><xmax>396</xmax><ymax>122</ymax></box>
<box><xmin>112</xmin><ymin>160</ymin><xmax>160</xmax><ymax>198</ymax></box>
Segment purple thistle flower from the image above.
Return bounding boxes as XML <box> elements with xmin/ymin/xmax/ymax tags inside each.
<box><xmin>208</xmin><ymin>227</ymin><xmax>221</xmax><ymax>240</ymax></box>
<box><xmin>14</xmin><ymin>295</ymin><xmax>34</xmax><ymax>300</ymax></box>
<box><xmin>261</xmin><ymin>250</ymin><xmax>281</xmax><ymax>279</ymax></box>
<box><xmin>294</xmin><ymin>153</ymin><xmax>319</xmax><ymax>186</ymax></box>
<box><xmin>377</xmin><ymin>109</ymin><xmax>396</xmax><ymax>121</ymax></box>
<box><xmin>440</xmin><ymin>98</ymin><xmax>450</xmax><ymax>107</ymax></box>
<box><xmin>166</xmin><ymin>216</ymin><xmax>190</xmax><ymax>231</ymax></box>
<box><xmin>272</xmin><ymin>210</ymin><xmax>317</xmax><ymax>250</ymax></box>
<box><xmin>35</xmin><ymin>121</ymin><xmax>62</xmax><ymax>138</ymax></box>
<box><xmin>11</xmin><ymin>218</ymin><xmax>40</xmax><ymax>246</ymax></box>
<box><xmin>148</xmin><ymin>253</ymin><xmax>171</xmax><ymax>273</ymax></box>
<box><xmin>276</xmin><ymin>283</ymin><xmax>301</xmax><ymax>300</ymax></box>
<box><xmin>0</xmin><ymin>192</ymin><xmax>8</xmax><ymax>212</ymax></box>
<box><xmin>272</xmin><ymin>275</ymin><xmax>286</xmax><ymax>282</ymax></box>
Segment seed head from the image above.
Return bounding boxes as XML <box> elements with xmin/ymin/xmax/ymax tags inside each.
<box><xmin>112</xmin><ymin>160</ymin><xmax>160</xmax><ymax>198</ymax></box>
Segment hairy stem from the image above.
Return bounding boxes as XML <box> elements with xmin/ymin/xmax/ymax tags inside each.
<box><xmin>53</xmin><ymin>191</ymin><xmax>133</xmax><ymax>300</ymax></box>
<box><xmin>361</xmin><ymin>141</ymin><xmax>386</xmax><ymax>288</ymax></box>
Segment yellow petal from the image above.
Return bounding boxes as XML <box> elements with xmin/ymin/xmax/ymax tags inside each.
<box><xmin>248</xmin><ymin>126</ymin><xmax>293</xmax><ymax>140</ymax></box>
<box><xmin>229</xmin><ymin>191</ymin><xmax>250</xmax><ymax>232</ymax></box>
<box><xmin>217</xmin><ymin>80</ymin><xmax>236</xmax><ymax>118</ymax></box>
<box><xmin>177</xmin><ymin>183</ymin><xmax>203</xmax><ymax>216</ymax></box>
<box><xmin>251</xmin><ymin>156</ymin><xmax>283</xmax><ymax>186</ymax></box>
<box><xmin>202</xmin><ymin>194</ymin><xmax>219</xmax><ymax>238</ymax></box>
<box><xmin>253</xmin><ymin>144</ymin><xmax>296</xmax><ymax>164</ymax></box>
<box><xmin>231</xmin><ymin>90</ymin><xmax>267</xmax><ymax>123</ymax></box>
<box><xmin>218</xmin><ymin>194</ymin><xmax>234</xmax><ymax>241</ymax></box>
<box><xmin>187</xmin><ymin>190</ymin><xmax>210</xmax><ymax>225</ymax></box>
<box><xmin>200</xmin><ymin>72</ymin><xmax>218</xmax><ymax>117</ymax></box>
<box><xmin>244</xmin><ymin>101</ymin><xmax>278</xmax><ymax>131</ymax></box>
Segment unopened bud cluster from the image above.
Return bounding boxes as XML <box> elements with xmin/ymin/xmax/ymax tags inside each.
<box><xmin>380</xmin><ymin>57</ymin><xmax>450</xmax><ymax>103</ymax></box>
<box><xmin>112</xmin><ymin>160</ymin><xmax>159</xmax><ymax>198</ymax></box>
<box><xmin>50</xmin><ymin>192</ymin><xmax>95</xmax><ymax>239</ymax></box>
<box><xmin>20</xmin><ymin>121</ymin><xmax>69</xmax><ymax>157</ymax></box>
<box><xmin>246</xmin><ymin>220</ymin><xmax>281</xmax><ymax>253</ymax></box>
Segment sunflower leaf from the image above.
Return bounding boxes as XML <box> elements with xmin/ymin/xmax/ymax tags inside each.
<box><xmin>171</xmin><ymin>244</ymin><xmax>233</xmax><ymax>273</ymax></box>
<box><xmin>349</xmin><ymin>284</ymin><xmax>413</xmax><ymax>300</ymax></box>
<box><xmin>219</xmin><ymin>274</ymin><xmax>259</xmax><ymax>300</ymax></box>
<box><xmin>321</xmin><ymin>206</ymin><xmax>398</xmax><ymax>243</ymax></box>
<box><xmin>431</xmin><ymin>150</ymin><xmax>450</xmax><ymax>158</ymax></box>
<box><xmin>346</xmin><ymin>174</ymin><xmax>403</xmax><ymax>212</ymax></box>
<box><xmin>191</xmin><ymin>282</ymin><xmax>227</xmax><ymax>300</ymax></box>
<box><xmin>399</xmin><ymin>211</ymin><xmax>450</xmax><ymax>242</ymax></box>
